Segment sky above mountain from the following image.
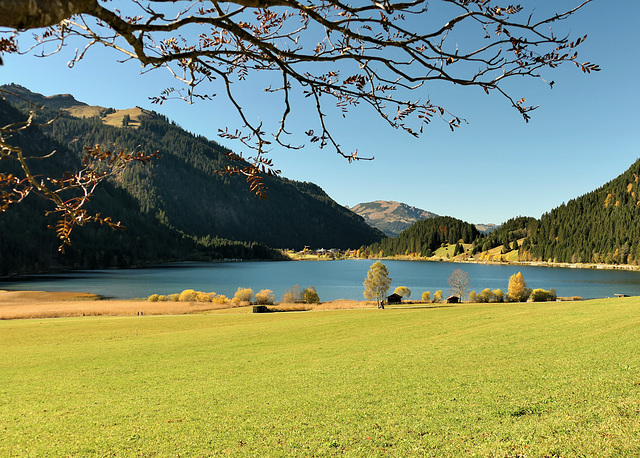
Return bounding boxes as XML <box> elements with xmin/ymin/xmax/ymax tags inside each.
<box><xmin>1</xmin><ymin>0</ymin><xmax>638</xmax><ymax>225</ymax></box>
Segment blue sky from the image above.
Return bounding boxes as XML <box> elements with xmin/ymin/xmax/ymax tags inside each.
<box><xmin>1</xmin><ymin>0</ymin><xmax>639</xmax><ymax>225</ymax></box>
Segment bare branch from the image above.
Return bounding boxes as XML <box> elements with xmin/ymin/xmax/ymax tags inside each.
<box><xmin>0</xmin><ymin>0</ymin><xmax>599</xmax><ymax>196</ymax></box>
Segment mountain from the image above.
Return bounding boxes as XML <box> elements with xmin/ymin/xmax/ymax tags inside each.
<box><xmin>0</xmin><ymin>84</ymin><xmax>384</xmax><ymax>273</ymax></box>
<box><xmin>474</xmin><ymin>223</ymin><xmax>499</xmax><ymax>235</ymax></box>
<box><xmin>349</xmin><ymin>200</ymin><xmax>438</xmax><ymax>237</ymax></box>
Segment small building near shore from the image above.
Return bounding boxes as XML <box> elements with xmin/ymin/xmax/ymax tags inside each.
<box><xmin>446</xmin><ymin>295</ymin><xmax>459</xmax><ymax>304</ymax></box>
<box><xmin>387</xmin><ymin>293</ymin><xmax>403</xmax><ymax>305</ymax></box>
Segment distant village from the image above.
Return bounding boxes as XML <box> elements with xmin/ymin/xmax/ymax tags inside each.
<box><xmin>284</xmin><ymin>246</ymin><xmax>355</xmax><ymax>259</ymax></box>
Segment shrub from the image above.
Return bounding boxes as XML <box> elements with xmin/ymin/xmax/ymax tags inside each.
<box><xmin>212</xmin><ymin>294</ymin><xmax>229</xmax><ymax>304</ymax></box>
<box><xmin>530</xmin><ymin>288</ymin><xmax>551</xmax><ymax>302</ymax></box>
<box><xmin>255</xmin><ymin>289</ymin><xmax>275</xmax><ymax>305</ymax></box>
<box><xmin>492</xmin><ymin>289</ymin><xmax>504</xmax><ymax>302</ymax></box>
<box><xmin>179</xmin><ymin>289</ymin><xmax>198</xmax><ymax>302</ymax></box>
<box><xmin>433</xmin><ymin>290</ymin><xmax>443</xmax><ymax>303</ymax></box>
<box><xmin>468</xmin><ymin>291</ymin><xmax>477</xmax><ymax>302</ymax></box>
<box><xmin>157</xmin><ymin>295</ymin><xmax>167</xmax><ymax>302</ymax></box>
<box><xmin>422</xmin><ymin>291</ymin><xmax>431</xmax><ymax>302</ymax></box>
<box><xmin>549</xmin><ymin>288</ymin><xmax>557</xmax><ymax>301</ymax></box>
<box><xmin>303</xmin><ymin>287</ymin><xmax>320</xmax><ymax>304</ymax></box>
<box><xmin>233</xmin><ymin>287</ymin><xmax>254</xmax><ymax>304</ymax></box>
<box><xmin>196</xmin><ymin>291</ymin><xmax>212</xmax><ymax>302</ymax></box>
<box><xmin>477</xmin><ymin>288</ymin><xmax>493</xmax><ymax>303</ymax></box>
<box><xmin>167</xmin><ymin>293</ymin><xmax>180</xmax><ymax>302</ymax></box>
<box><xmin>147</xmin><ymin>294</ymin><xmax>159</xmax><ymax>302</ymax></box>
<box><xmin>282</xmin><ymin>284</ymin><xmax>303</xmax><ymax>303</ymax></box>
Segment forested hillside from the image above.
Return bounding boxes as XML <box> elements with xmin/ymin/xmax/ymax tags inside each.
<box><xmin>360</xmin><ymin>216</ymin><xmax>480</xmax><ymax>257</ymax></box>
<box><xmin>470</xmin><ymin>161</ymin><xmax>640</xmax><ymax>265</ymax></box>
<box><xmin>3</xmin><ymin>85</ymin><xmax>383</xmax><ymax>246</ymax></box>
<box><xmin>0</xmin><ymin>85</ymin><xmax>383</xmax><ymax>273</ymax></box>
<box><xmin>0</xmin><ymin>98</ymin><xmax>280</xmax><ymax>274</ymax></box>
<box><xmin>471</xmin><ymin>216</ymin><xmax>536</xmax><ymax>254</ymax></box>
<box><xmin>526</xmin><ymin>159</ymin><xmax>640</xmax><ymax>264</ymax></box>
<box><xmin>361</xmin><ymin>159</ymin><xmax>640</xmax><ymax>267</ymax></box>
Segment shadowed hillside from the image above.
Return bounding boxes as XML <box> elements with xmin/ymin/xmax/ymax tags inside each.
<box><xmin>0</xmin><ymin>84</ymin><xmax>385</xmax><ymax>273</ymax></box>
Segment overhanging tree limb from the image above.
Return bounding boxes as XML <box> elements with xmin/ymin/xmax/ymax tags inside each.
<box><xmin>0</xmin><ymin>0</ymin><xmax>599</xmax><ymax>193</ymax></box>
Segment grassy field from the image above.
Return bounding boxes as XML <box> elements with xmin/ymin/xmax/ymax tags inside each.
<box><xmin>1</xmin><ymin>298</ymin><xmax>639</xmax><ymax>456</ymax></box>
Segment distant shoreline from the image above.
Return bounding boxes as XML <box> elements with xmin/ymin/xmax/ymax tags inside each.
<box><xmin>358</xmin><ymin>256</ymin><xmax>640</xmax><ymax>272</ymax></box>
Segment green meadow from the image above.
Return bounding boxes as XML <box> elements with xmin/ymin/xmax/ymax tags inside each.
<box><xmin>1</xmin><ymin>298</ymin><xmax>639</xmax><ymax>456</ymax></box>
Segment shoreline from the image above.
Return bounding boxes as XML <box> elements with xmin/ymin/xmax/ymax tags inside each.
<box><xmin>359</xmin><ymin>256</ymin><xmax>640</xmax><ymax>272</ymax></box>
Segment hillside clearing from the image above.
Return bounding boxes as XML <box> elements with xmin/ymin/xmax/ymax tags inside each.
<box><xmin>62</xmin><ymin>105</ymin><xmax>149</xmax><ymax>128</ymax></box>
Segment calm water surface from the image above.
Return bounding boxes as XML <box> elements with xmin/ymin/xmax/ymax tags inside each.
<box><xmin>3</xmin><ymin>259</ymin><xmax>640</xmax><ymax>301</ymax></box>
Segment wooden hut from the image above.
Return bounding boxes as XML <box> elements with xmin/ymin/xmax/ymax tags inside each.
<box><xmin>446</xmin><ymin>295</ymin><xmax>459</xmax><ymax>304</ymax></box>
<box><xmin>387</xmin><ymin>293</ymin><xmax>403</xmax><ymax>305</ymax></box>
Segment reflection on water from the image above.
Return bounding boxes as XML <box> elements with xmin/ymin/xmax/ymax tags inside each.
<box><xmin>2</xmin><ymin>260</ymin><xmax>640</xmax><ymax>301</ymax></box>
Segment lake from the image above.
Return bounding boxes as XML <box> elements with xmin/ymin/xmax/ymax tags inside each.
<box><xmin>2</xmin><ymin>259</ymin><xmax>640</xmax><ymax>301</ymax></box>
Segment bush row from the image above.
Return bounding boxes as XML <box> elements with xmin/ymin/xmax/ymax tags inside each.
<box><xmin>147</xmin><ymin>286</ymin><xmax>320</xmax><ymax>305</ymax></box>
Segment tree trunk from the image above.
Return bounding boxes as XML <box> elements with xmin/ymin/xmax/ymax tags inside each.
<box><xmin>0</xmin><ymin>0</ymin><xmax>98</xmax><ymax>30</ymax></box>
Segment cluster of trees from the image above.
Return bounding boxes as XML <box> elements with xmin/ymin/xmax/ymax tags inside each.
<box><xmin>0</xmin><ymin>95</ymin><xmax>288</xmax><ymax>274</ymax></box>
<box><xmin>362</xmin><ymin>262</ymin><xmax>463</xmax><ymax>307</ymax></box>
<box><xmin>475</xmin><ymin>160</ymin><xmax>640</xmax><ymax>266</ymax></box>
<box><xmin>281</xmin><ymin>285</ymin><xmax>320</xmax><ymax>305</ymax></box>
<box><xmin>421</xmin><ymin>290</ymin><xmax>444</xmax><ymax>303</ymax></box>
<box><xmin>471</xmin><ymin>217</ymin><xmax>536</xmax><ymax>255</ymax></box>
<box><xmin>473</xmin><ymin>158</ymin><xmax>640</xmax><ymax>265</ymax></box>
<box><xmin>468</xmin><ymin>272</ymin><xmax>557</xmax><ymax>303</ymax></box>
<box><xmin>468</xmin><ymin>289</ymin><xmax>504</xmax><ymax>303</ymax></box>
<box><xmin>526</xmin><ymin>160</ymin><xmax>640</xmax><ymax>264</ymax></box>
<box><xmin>363</xmin><ymin>263</ymin><xmax>558</xmax><ymax>307</ymax></box>
<box><xmin>148</xmin><ymin>289</ymin><xmax>232</xmax><ymax>304</ymax></box>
